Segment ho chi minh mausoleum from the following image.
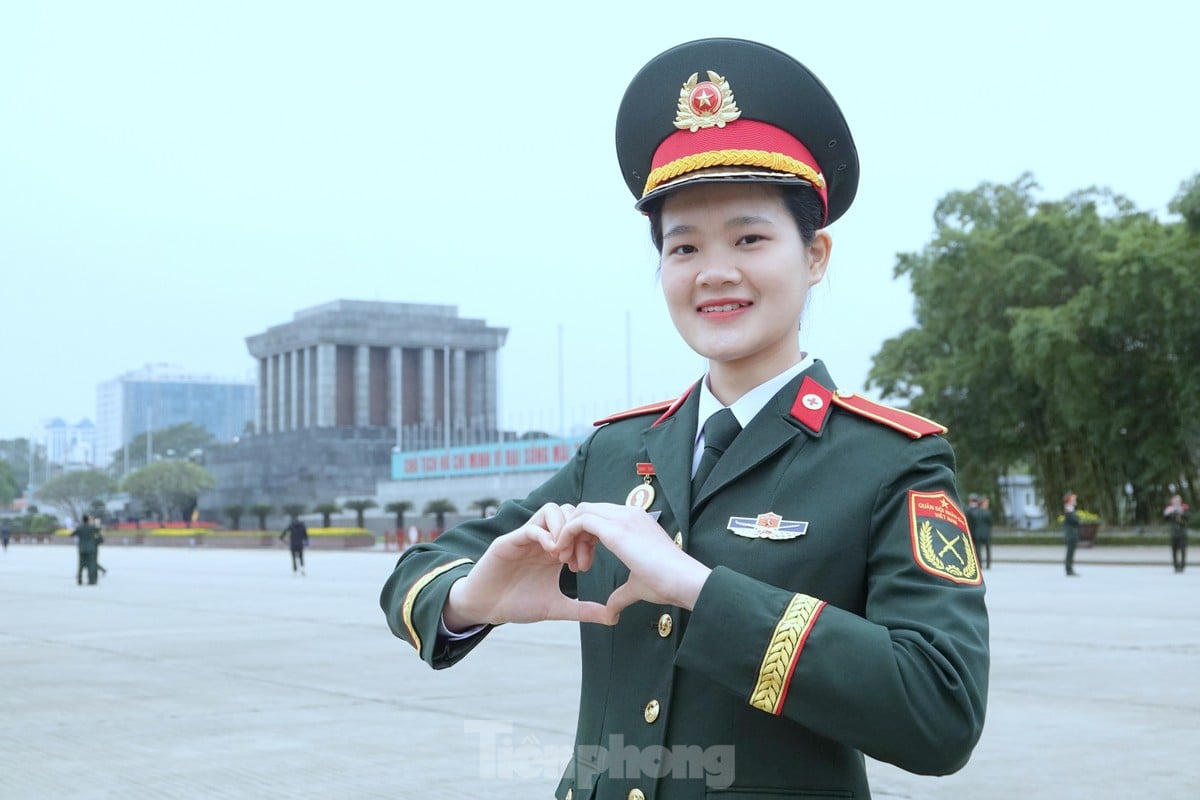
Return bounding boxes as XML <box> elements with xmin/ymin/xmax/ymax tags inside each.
<box><xmin>203</xmin><ymin>300</ymin><xmax>508</xmax><ymax>515</ymax></box>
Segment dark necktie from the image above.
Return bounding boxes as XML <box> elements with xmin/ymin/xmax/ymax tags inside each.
<box><xmin>691</xmin><ymin>407</ymin><xmax>742</xmax><ymax>500</ymax></box>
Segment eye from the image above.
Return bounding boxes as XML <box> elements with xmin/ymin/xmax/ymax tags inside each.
<box><xmin>737</xmin><ymin>233</ymin><xmax>765</xmax><ymax>246</ymax></box>
<box><xmin>667</xmin><ymin>243</ymin><xmax>697</xmax><ymax>256</ymax></box>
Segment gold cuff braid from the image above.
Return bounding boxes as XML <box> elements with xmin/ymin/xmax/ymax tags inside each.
<box><xmin>402</xmin><ymin>558</ymin><xmax>473</xmax><ymax>652</ymax></box>
<box><xmin>749</xmin><ymin>593</ymin><xmax>825</xmax><ymax>715</ymax></box>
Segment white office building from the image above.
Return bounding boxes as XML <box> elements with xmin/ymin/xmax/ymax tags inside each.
<box><xmin>95</xmin><ymin>364</ymin><xmax>256</xmax><ymax>466</ymax></box>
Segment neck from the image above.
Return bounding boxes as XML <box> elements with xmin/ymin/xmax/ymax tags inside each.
<box><xmin>707</xmin><ymin>350</ymin><xmax>803</xmax><ymax>406</ymax></box>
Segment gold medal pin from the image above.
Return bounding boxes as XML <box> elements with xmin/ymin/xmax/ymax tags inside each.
<box><xmin>625</xmin><ymin>462</ymin><xmax>657</xmax><ymax>510</ymax></box>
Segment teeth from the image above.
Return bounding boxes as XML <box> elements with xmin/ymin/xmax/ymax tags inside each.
<box><xmin>701</xmin><ymin>303</ymin><xmax>744</xmax><ymax>313</ymax></box>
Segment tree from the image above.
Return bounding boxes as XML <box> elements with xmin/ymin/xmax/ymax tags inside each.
<box><xmin>36</xmin><ymin>469</ymin><xmax>117</xmax><ymax>522</ymax></box>
<box><xmin>224</xmin><ymin>504</ymin><xmax>245</xmax><ymax>531</ymax></box>
<box><xmin>122</xmin><ymin>462</ymin><xmax>215</xmax><ymax>524</ymax></box>
<box><xmin>0</xmin><ymin>437</ymin><xmax>42</xmax><ymax>497</ymax></box>
<box><xmin>111</xmin><ymin>423</ymin><xmax>215</xmax><ymax>474</ymax></box>
<box><xmin>88</xmin><ymin>499</ymin><xmax>107</xmax><ymax>520</ymax></box>
<box><xmin>423</xmin><ymin>498</ymin><xmax>457</xmax><ymax>532</ymax></box>
<box><xmin>313</xmin><ymin>502</ymin><xmax>341</xmax><ymax>528</ymax></box>
<box><xmin>1169</xmin><ymin>173</ymin><xmax>1200</xmax><ymax>233</ymax></box>
<box><xmin>470</xmin><ymin>497</ymin><xmax>500</xmax><ymax>518</ymax></box>
<box><xmin>343</xmin><ymin>499</ymin><xmax>377</xmax><ymax>529</ymax></box>
<box><xmin>0</xmin><ymin>459</ymin><xmax>18</xmax><ymax>507</ymax></box>
<box><xmin>250</xmin><ymin>503</ymin><xmax>273</xmax><ymax>531</ymax></box>
<box><xmin>385</xmin><ymin>500</ymin><xmax>413</xmax><ymax>531</ymax></box>
<box><xmin>869</xmin><ymin>173</ymin><xmax>1200</xmax><ymax>524</ymax></box>
<box><xmin>281</xmin><ymin>503</ymin><xmax>306</xmax><ymax>521</ymax></box>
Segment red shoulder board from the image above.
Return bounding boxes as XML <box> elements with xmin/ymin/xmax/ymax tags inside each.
<box><xmin>830</xmin><ymin>393</ymin><xmax>947</xmax><ymax>439</ymax></box>
<box><xmin>593</xmin><ymin>398</ymin><xmax>676</xmax><ymax>427</ymax></box>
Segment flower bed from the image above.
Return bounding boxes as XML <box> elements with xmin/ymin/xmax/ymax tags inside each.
<box><xmin>52</xmin><ymin>527</ymin><xmax>375</xmax><ymax>548</ymax></box>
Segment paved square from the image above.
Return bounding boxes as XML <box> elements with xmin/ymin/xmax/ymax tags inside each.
<box><xmin>1</xmin><ymin>544</ymin><xmax>1196</xmax><ymax>798</ymax></box>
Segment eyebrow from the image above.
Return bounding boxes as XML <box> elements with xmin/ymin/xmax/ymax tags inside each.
<box><xmin>662</xmin><ymin>215</ymin><xmax>774</xmax><ymax>240</ymax></box>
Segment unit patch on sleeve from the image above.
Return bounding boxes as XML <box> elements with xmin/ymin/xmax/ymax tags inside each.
<box><xmin>908</xmin><ymin>491</ymin><xmax>981</xmax><ymax>585</ymax></box>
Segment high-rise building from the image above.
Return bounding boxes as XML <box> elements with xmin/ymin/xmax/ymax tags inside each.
<box><xmin>42</xmin><ymin>418</ymin><xmax>96</xmax><ymax>467</ymax></box>
<box><xmin>95</xmin><ymin>364</ymin><xmax>256</xmax><ymax>466</ymax></box>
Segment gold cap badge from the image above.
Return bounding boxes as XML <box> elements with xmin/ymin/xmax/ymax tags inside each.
<box><xmin>674</xmin><ymin>71</ymin><xmax>741</xmax><ymax>132</ymax></box>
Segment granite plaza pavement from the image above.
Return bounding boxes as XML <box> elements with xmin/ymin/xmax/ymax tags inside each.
<box><xmin>1</xmin><ymin>541</ymin><xmax>1197</xmax><ymax>799</ymax></box>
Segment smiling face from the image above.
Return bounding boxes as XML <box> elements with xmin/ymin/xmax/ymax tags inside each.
<box><xmin>658</xmin><ymin>182</ymin><xmax>830</xmax><ymax>403</ymax></box>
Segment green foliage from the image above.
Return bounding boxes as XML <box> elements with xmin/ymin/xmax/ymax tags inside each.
<box><xmin>36</xmin><ymin>469</ymin><xmax>118</xmax><ymax>522</ymax></box>
<box><xmin>384</xmin><ymin>500</ymin><xmax>413</xmax><ymax>530</ymax></box>
<box><xmin>249</xmin><ymin>503</ymin><xmax>273</xmax><ymax>530</ymax></box>
<box><xmin>423</xmin><ymin>498</ymin><xmax>457</xmax><ymax>530</ymax></box>
<box><xmin>122</xmin><ymin>461</ymin><xmax>215</xmax><ymax>524</ymax></box>
<box><xmin>4</xmin><ymin>513</ymin><xmax>58</xmax><ymax>536</ymax></box>
<box><xmin>0</xmin><ymin>459</ymin><xmax>18</xmax><ymax>507</ymax></box>
<box><xmin>0</xmin><ymin>437</ymin><xmax>41</xmax><ymax>496</ymax></box>
<box><xmin>281</xmin><ymin>503</ymin><xmax>307</xmax><ymax>520</ymax></box>
<box><xmin>111</xmin><ymin>423</ymin><xmax>216</xmax><ymax>474</ymax></box>
<box><xmin>343</xmin><ymin>499</ymin><xmax>377</xmax><ymax>528</ymax></box>
<box><xmin>314</xmin><ymin>502</ymin><xmax>341</xmax><ymax>528</ymax></box>
<box><xmin>28</xmin><ymin>513</ymin><xmax>60</xmax><ymax>535</ymax></box>
<box><xmin>870</xmin><ymin>173</ymin><xmax>1200</xmax><ymax>524</ymax></box>
<box><xmin>223</xmin><ymin>504</ymin><xmax>244</xmax><ymax>530</ymax></box>
<box><xmin>1168</xmin><ymin>173</ymin><xmax>1200</xmax><ymax>233</ymax></box>
<box><xmin>470</xmin><ymin>497</ymin><xmax>500</xmax><ymax>518</ymax></box>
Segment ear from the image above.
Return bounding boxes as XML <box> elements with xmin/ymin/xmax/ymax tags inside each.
<box><xmin>806</xmin><ymin>230</ymin><xmax>832</xmax><ymax>286</ymax></box>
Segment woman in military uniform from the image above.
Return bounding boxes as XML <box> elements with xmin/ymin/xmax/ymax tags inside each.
<box><xmin>381</xmin><ymin>38</ymin><xmax>989</xmax><ymax>799</ymax></box>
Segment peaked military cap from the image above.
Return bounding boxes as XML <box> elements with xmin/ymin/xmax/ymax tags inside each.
<box><xmin>615</xmin><ymin>38</ymin><xmax>859</xmax><ymax>225</ymax></box>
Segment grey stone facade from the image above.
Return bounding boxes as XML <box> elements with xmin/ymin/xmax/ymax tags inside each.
<box><xmin>245</xmin><ymin>300</ymin><xmax>507</xmax><ymax>450</ymax></box>
<box><xmin>202</xmin><ymin>426</ymin><xmax>396</xmax><ymax>517</ymax></box>
<box><xmin>202</xmin><ymin>301</ymin><xmax>508</xmax><ymax>523</ymax></box>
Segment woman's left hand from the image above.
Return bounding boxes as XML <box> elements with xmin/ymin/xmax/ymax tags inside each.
<box><xmin>555</xmin><ymin>502</ymin><xmax>712</xmax><ymax>619</ymax></box>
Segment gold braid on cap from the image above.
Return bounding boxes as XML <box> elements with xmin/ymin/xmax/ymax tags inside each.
<box><xmin>643</xmin><ymin>149</ymin><xmax>826</xmax><ymax>198</ymax></box>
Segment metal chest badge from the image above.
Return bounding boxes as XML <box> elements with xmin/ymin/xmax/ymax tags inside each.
<box><xmin>625</xmin><ymin>462</ymin><xmax>657</xmax><ymax>510</ymax></box>
<box><xmin>727</xmin><ymin>512</ymin><xmax>808</xmax><ymax>540</ymax></box>
<box><xmin>908</xmin><ymin>490</ymin><xmax>981</xmax><ymax>584</ymax></box>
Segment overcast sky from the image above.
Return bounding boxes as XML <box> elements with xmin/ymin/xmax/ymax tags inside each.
<box><xmin>3</xmin><ymin>1</ymin><xmax>1197</xmax><ymax>442</ymax></box>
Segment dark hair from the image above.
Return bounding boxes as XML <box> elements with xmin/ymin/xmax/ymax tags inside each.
<box><xmin>646</xmin><ymin>183</ymin><xmax>825</xmax><ymax>252</ymax></box>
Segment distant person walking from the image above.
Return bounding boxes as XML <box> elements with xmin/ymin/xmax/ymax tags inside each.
<box><xmin>974</xmin><ymin>496</ymin><xmax>994</xmax><ymax>570</ymax></box>
<box><xmin>1</xmin><ymin>519</ymin><xmax>11</xmax><ymax>550</ymax></box>
<box><xmin>1163</xmin><ymin>494</ymin><xmax>1189</xmax><ymax>573</ymax></box>
<box><xmin>280</xmin><ymin>517</ymin><xmax>309</xmax><ymax>576</ymax></box>
<box><xmin>70</xmin><ymin>514</ymin><xmax>104</xmax><ymax>585</ymax></box>
<box><xmin>1062</xmin><ymin>493</ymin><xmax>1081</xmax><ymax>577</ymax></box>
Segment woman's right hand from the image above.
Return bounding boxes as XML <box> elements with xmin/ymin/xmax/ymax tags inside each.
<box><xmin>442</xmin><ymin>503</ymin><xmax>614</xmax><ymax>630</ymax></box>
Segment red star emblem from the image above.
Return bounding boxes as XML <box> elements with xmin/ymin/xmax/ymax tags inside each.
<box><xmin>689</xmin><ymin>82</ymin><xmax>720</xmax><ymax>115</ymax></box>
<box><xmin>755</xmin><ymin>512</ymin><xmax>782</xmax><ymax>530</ymax></box>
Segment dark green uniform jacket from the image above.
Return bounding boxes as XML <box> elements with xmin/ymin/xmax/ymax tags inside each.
<box><xmin>972</xmin><ymin>507</ymin><xmax>993</xmax><ymax>543</ymax></box>
<box><xmin>381</xmin><ymin>362</ymin><xmax>989</xmax><ymax>799</ymax></box>
<box><xmin>70</xmin><ymin>523</ymin><xmax>103</xmax><ymax>554</ymax></box>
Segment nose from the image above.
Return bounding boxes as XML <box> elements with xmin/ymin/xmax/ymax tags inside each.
<box><xmin>695</xmin><ymin>250</ymin><xmax>741</xmax><ymax>286</ymax></box>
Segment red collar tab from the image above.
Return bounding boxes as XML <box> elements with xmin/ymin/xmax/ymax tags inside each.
<box><xmin>830</xmin><ymin>393</ymin><xmax>947</xmax><ymax>439</ymax></box>
<box><xmin>789</xmin><ymin>376</ymin><xmax>834</xmax><ymax>433</ymax></box>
